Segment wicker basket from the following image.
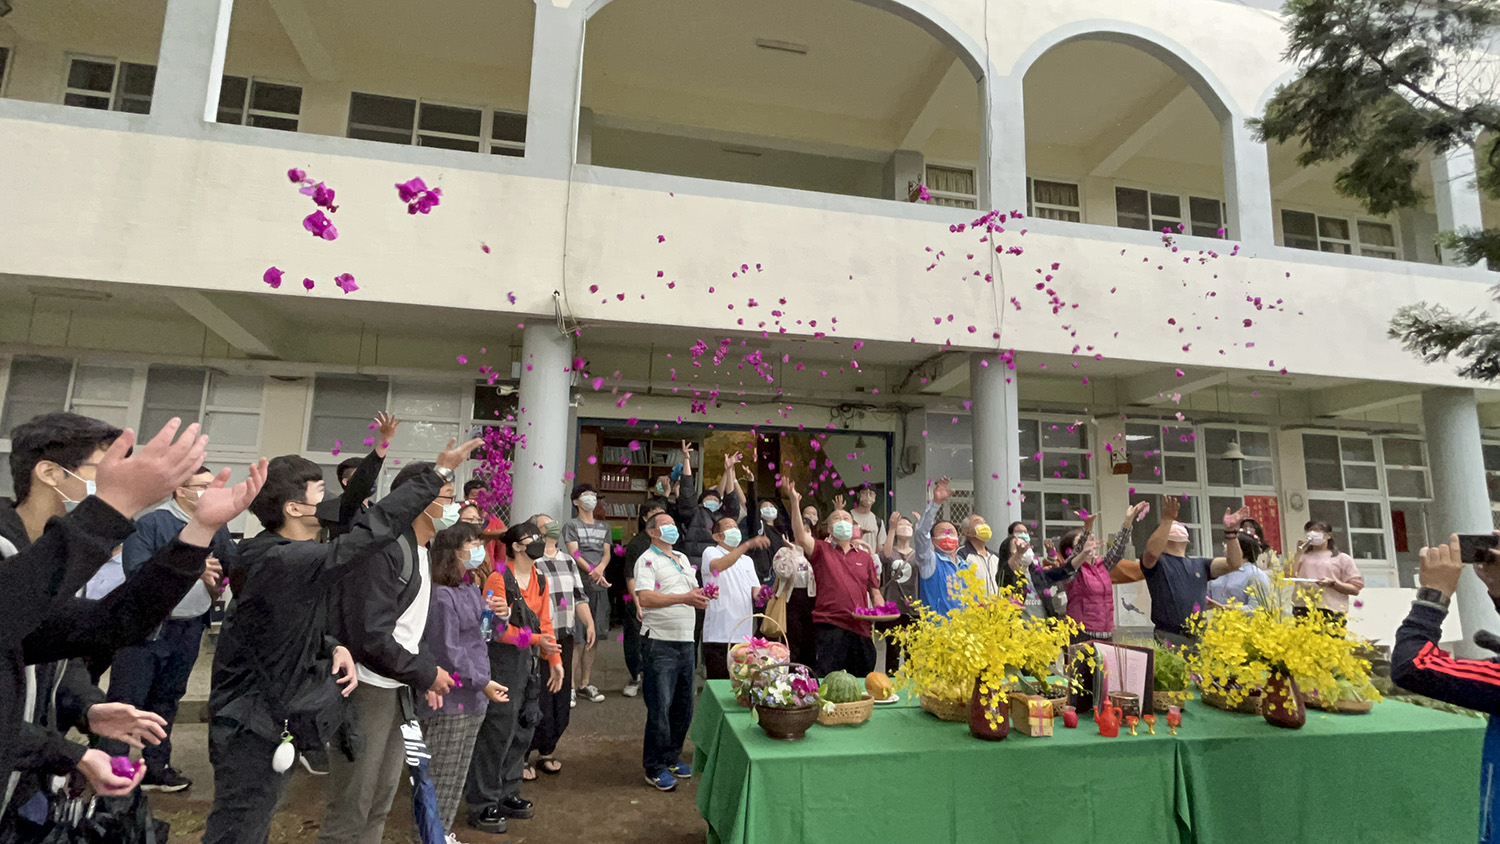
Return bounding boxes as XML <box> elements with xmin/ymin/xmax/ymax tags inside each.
<box><xmin>920</xmin><ymin>695</ymin><xmax>969</xmax><ymax>722</ymax></box>
<box><xmin>1306</xmin><ymin>695</ymin><xmax>1374</xmax><ymax>714</ymax></box>
<box><xmin>1200</xmin><ymin>687</ymin><xmax>1262</xmax><ymax>715</ymax></box>
<box><xmin>817</xmin><ymin>694</ymin><xmax>875</xmax><ymax>726</ymax></box>
<box><xmin>1153</xmin><ymin>690</ymin><xmax>1191</xmax><ymax>713</ymax></box>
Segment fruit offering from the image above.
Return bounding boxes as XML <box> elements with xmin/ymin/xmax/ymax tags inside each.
<box><xmin>822</xmin><ymin>671</ymin><xmax>864</xmax><ymax>704</ymax></box>
<box><xmin>1167</xmin><ymin>706</ymin><xmax>1183</xmax><ymax>735</ymax></box>
<box><xmin>729</xmin><ymin>637</ymin><xmax>792</xmax><ymax>706</ymax></box>
<box><xmin>865</xmin><ymin>671</ymin><xmax>893</xmax><ymax>700</ymax></box>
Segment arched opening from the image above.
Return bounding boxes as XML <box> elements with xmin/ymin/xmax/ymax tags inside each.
<box><xmin>581</xmin><ymin>0</ymin><xmax>982</xmax><ymax>206</ymax></box>
<box><xmin>221</xmin><ymin>0</ymin><xmax>535</xmax><ymax>154</ymax></box>
<box><xmin>1022</xmin><ymin>37</ymin><xmax>1228</xmax><ymax>238</ymax></box>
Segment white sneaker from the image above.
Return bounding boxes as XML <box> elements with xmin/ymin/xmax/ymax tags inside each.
<box><xmin>445</xmin><ymin>833</ymin><xmax>462</xmax><ymax>844</ymax></box>
<box><xmin>584</xmin><ymin>684</ymin><xmax>605</xmax><ymax>703</ymax></box>
<box><xmin>570</xmin><ymin>688</ymin><xmax>577</xmax><ymax>709</ymax></box>
<box><xmin>623</xmin><ymin>678</ymin><xmax>640</xmax><ymax>697</ymax></box>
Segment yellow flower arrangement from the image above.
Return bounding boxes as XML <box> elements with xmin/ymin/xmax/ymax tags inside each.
<box><xmin>1186</xmin><ymin>561</ymin><xmax>1380</xmax><ymax>708</ymax></box>
<box><xmin>887</xmin><ymin>568</ymin><xmax>1079</xmax><ymax>726</ymax></box>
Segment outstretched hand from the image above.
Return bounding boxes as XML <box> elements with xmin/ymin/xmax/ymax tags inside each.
<box><xmin>193</xmin><ymin>459</ymin><xmax>269</xmax><ymax>530</ymax></box>
<box><xmin>95</xmin><ymin>419</ymin><xmax>208</xmax><ymax>518</ymax></box>
<box><xmin>437</xmin><ymin>438</ymin><xmax>485</xmax><ymax>471</ymax></box>
<box><xmin>1222</xmin><ymin>505</ymin><xmax>1251</xmax><ymax>530</ymax></box>
<box><xmin>932</xmin><ymin>477</ymin><xmax>952</xmax><ymax>505</ymax></box>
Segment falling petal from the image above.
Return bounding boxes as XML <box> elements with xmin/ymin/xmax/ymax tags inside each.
<box><xmin>333</xmin><ymin>272</ymin><xmax>359</xmax><ymax>294</ymax></box>
<box><xmin>263</xmin><ymin>266</ymin><xmax>284</xmax><ymax>289</ymax></box>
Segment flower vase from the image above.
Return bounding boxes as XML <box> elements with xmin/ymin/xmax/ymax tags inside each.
<box><xmin>968</xmin><ymin>679</ymin><xmax>1009</xmax><ymax>741</ymax></box>
<box><xmin>1262</xmin><ymin>671</ymin><xmax>1306</xmax><ymax>730</ymax></box>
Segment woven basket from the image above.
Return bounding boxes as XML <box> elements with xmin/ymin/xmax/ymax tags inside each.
<box><xmin>920</xmin><ymin>694</ymin><xmax>969</xmax><ymax>722</ymax></box>
<box><xmin>1153</xmin><ymin>690</ymin><xmax>1191</xmax><ymax>713</ymax></box>
<box><xmin>1306</xmin><ymin>695</ymin><xmax>1374</xmax><ymax>714</ymax></box>
<box><xmin>817</xmin><ymin>694</ymin><xmax>875</xmax><ymax>726</ymax></box>
<box><xmin>1201</xmin><ymin>687</ymin><xmax>1262</xmax><ymax>715</ymax></box>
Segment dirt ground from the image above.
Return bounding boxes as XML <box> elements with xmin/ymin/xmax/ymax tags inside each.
<box><xmin>149</xmin><ymin>644</ymin><xmax>708</xmax><ymax>844</ymax></box>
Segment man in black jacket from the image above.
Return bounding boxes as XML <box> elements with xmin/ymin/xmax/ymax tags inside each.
<box><xmin>319</xmin><ymin>441</ymin><xmax>479</xmax><ymax>844</ymax></box>
<box><xmin>0</xmin><ymin>416</ymin><xmax>216</xmax><ymax>815</ymax></box>
<box><xmin>203</xmin><ymin>437</ymin><xmax>474</xmax><ymax>844</ymax></box>
<box><xmin>318</xmin><ymin>413</ymin><xmax>400</xmax><ymax>539</ymax></box>
<box><xmin>1391</xmin><ymin>533</ymin><xmax>1500</xmax><ymax>844</ymax></box>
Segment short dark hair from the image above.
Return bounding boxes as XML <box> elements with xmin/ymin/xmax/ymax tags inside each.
<box><xmin>502</xmin><ymin>522</ymin><xmax>542</xmax><ymax>558</ymax></box>
<box><xmin>431</xmin><ymin>522</ymin><xmax>483</xmax><ymax>588</ymax></box>
<box><xmin>712</xmin><ymin>516</ymin><xmax>737</xmax><ymax>536</ymax></box>
<box><xmin>336</xmin><ymin>457</ymin><xmax>362</xmax><ymax>488</ymax></box>
<box><xmin>639</xmin><ymin>499</ymin><xmax>668</xmax><ymax>530</ymax></box>
<box><xmin>649</xmin><ymin>511</ymin><xmax>675</xmax><ymax>530</ymax></box>
<box><xmin>249</xmin><ymin>455</ymin><xmax>324</xmax><ymax>531</ymax></box>
<box><xmin>1007</xmin><ymin>521</ymin><xmax>1027</xmax><ymax>536</ymax></box>
<box><xmin>392</xmin><ymin>461</ymin><xmax>434</xmax><ymax>490</ymax></box>
<box><xmin>1304</xmin><ymin>520</ymin><xmax>1339</xmax><ymax>554</ymax></box>
<box><xmin>932</xmin><ymin>520</ymin><xmax>956</xmax><ymax>538</ymax></box>
<box><xmin>1057</xmin><ymin>527</ymin><xmax>1088</xmax><ymax>559</ymax></box>
<box><xmin>700</xmin><ymin>487</ymin><xmax>722</xmax><ymax>502</ymax></box>
<box><xmin>570</xmin><ymin>482</ymin><xmax>596</xmax><ymax>500</ymax></box>
<box><xmin>9</xmin><ymin>412</ymin><xmax>123</xmax><ymax>503</ymax></box>
<box><xmin>463</xmin><ymin>479</ymin><xmax>487</xmax><ymax>499</ymax></box>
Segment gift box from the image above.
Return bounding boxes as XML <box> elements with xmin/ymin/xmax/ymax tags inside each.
<box><xmin>1008</xmin><ymin>693</ymin><xmax>1054</xmax><ymax>737</ymax></box>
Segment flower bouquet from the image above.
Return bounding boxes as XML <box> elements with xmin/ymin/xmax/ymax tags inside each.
<box><xmin>1187</xmin><ymin>568</ymin><xmax>1379</xmax><ymax>729</ymax></box>
<box><xmin>753</xmin><ymin>583</ymin><xmax>775</xmax><ymax>608</ymax></box>
<box><xmin>702</xmin><ymin>583</ymin><xmax>720</xmax><ymax>600</ymax></box>
<box><xmin>728</xmin><ymin>634</ymin><xmax>790</xmax><ymax>707</ymax></box>
<box><xmin>748</xmin><ymin>662</ymin><xmax>821</xmax><ymax>740</ymax></box>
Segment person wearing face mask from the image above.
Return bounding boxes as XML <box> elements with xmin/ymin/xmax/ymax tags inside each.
<box><xmin>877</xmin><ymin>513</ymin><xmax>919</xmax><ymax>669</ymax></box>
<box><xmin>1293</xmin><ymin>520</ymin><xmax>1365</xmax><ymax>622</ymax></box>
<box><xmin>318</xmin><ymin>412</ymin><xmax>401</xmax><ymax>540</ymax></box>
<box><xmin>614</xmin><ymin>502</ymin><xmax>667</xmax><ymax>697</ymax></box>
<box><xmin>416</xmin><ymin>522</ymin><xmax>509</xmax><ymax>838</ymax></box>
<box><xmin>782</xmin><ymin>480</ymin><xmax>883</xmax><ymax>677</ymax></box>
<box><xmin>1140</xmin><ymin>497</ymin><xmax>1248</xmax><ymax>647</ymax></box>
<box><xmin>746</xmin><ymin>497</ymin><xmax>789</xmax><ymax>584</ymax></box>
<box><xmin>102</xmin><ymin>465</ymin><xmax>238</xmax><ymax>792</ymax></box>
<box><xmin>913</xmin><ymin>477</ymin><xmax>969</xmax><ymax>617</ymax></box>
<box><xmin>701</xmin><ymin>516</ymin><xmax>772</xmax><ymax>680</ymax></box>
<box><xmin>634</xmin><ymin>512</ymin><xmax>710</xmax><ymax>792</ymax></box>
<box><xmin>319</xmin><ymin>444</ymin><xmax>482</xmax><ymax>844</ymax></box>
<box><xmin>683</xmin><ymin>453</ymin><xmax>746</xmax><ymax>565</ymax></box>
<box><xmin>564</xmin><ymin>483</ymin><xmax>611</xmax><ymax>705</ymax></box>
<box><xmin>1061</xmin><ymin>504</ymin><xmax>1149</xmax><ymax>642</ymax></box>
<box><xmin>528</xmin><ymin>513</ymin><xmax>594</xmax><ymax>777</ymax></box>
<box><xmin>848</xmin><ymin>484</ymin><xmax>885</xmax><ymax>550</ymax></box>
<box><xmin>469</xmin><ymin>523</ymin><xmax>564</xmax><ymax>831</ymax></box>
<box><xmin>960</xmin><ymin>514</ymin><xmax>1014</xmax><ymax>595</ymax></box>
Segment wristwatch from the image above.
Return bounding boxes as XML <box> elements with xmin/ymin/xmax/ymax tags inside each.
<box><xmin>1414</xmin><ymin>587</ymin><xmax>1451</xmax><ymax>610</ymax></box>
<box><xmin>433</xmin><ymin>465</ymin><xmax>456</xmax><ymax>483</ymax></box>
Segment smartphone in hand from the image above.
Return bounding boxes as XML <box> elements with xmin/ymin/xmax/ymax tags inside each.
<box><xmin>1458</xmin><ymin>534</ymin><xmax>1500</xmax><ymax>563</ymax></box>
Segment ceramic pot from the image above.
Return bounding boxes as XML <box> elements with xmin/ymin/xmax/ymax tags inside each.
<box><xmin>968</xmin><ymin>679</ymin><xmax>1010</xmax><ymax>741</ymax></box>
<box><xmin>1262</xmin><ymin>671</ymin><xmax>1306</xmax><ymax>729</ymax></box>
<box><xmin>755</xmin><ymin>704</ymin><xmax>819</xmax><ymax>741</ymax></box>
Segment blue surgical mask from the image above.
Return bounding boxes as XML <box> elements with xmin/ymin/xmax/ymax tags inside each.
<box><xmin>831</xmin><ymin>521</ymin><xmax>854</xmax><ymax>542</ymax></box>
<box><xmin>658</xmin><ymin>524</ymin><xmax>680</xmax><ymax>545</ymax></box>
<box><xmin>703</xmin><ymin>499</ymin><xmax>721</xmax><ymax>513</ymax></box>
<box><xmin>723</xmin><ymin>528</ymin><xmax>742</xmax><ymax>547</ymax></box>
<box><xmin>59</xmin><ymin>470</ymin><xmax>96</xmax><ymax>513</ymax></box>
<box><xmin>760</xmin><ymin>505</ymin><xmax>778</xmax><ymax>521</ymax></box>
<box><xmin>432</xmin><ymin>502</ymin><xmax>460</xmax><ymax>530</ymax></box>
<box><xmin>463</xmin><ymin>546</ymin><xmax>486</xmax><ymax>570</ymax></box>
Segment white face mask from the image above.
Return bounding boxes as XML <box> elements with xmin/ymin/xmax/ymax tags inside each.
<box><xmin>1306</xmin><ymin>531</ymin><xmax>1327</xmax><ymax>546</ymax></box>
<box><xmin>580</xmin><ymin>493</ymin><xmax>598</xmax><ymax>511</ymax></box>
<box><xmin>432</xmin><ymin>502</ymin><xmax>461</xmax><ymax>530</ymax></box>
<box><xmin>463</xmin><ymin>546</ymin><xmax>486</xmax><ymax>570</ymax></box>
<box><xmin>723</xmin><ymin>528</ymin><xmax>742</xmax><ymax>547</ymax></box>
<box><xmin>59</xmin><ymin>469</ymin><xmax>96</xmax><ymax>513</ymax></box>
<box><xmin>760</xmin><ymin>506</ymin><xmax>778</xmax><ymax>521</ymax></box>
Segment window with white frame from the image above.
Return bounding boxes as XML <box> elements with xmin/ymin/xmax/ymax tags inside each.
<box><xmin>1301</xmin><ymin>432</ymin><xmax>1432</xmax><ymax>578</ymax></box>
<box><xmin>63</xmin><ymin>56</ymin><xmax>155</xmax><ymax>113</ymax></box>
<box><xmin>1116</xmin><ymin>187</ymin><xmax>1224</xmax><ymax>237</ymax></box>
<box><xmin>1125</xmin><ymin>422</ymin><xmax>1278</xmax><ymax>557</ymax></box>
<box><xmin>925</xmin><ymin>164</ymin><xmax>978</xmax><ymax>209</ymax></box>
<box><xmin>1281</xmin><ymin>210</ymin><xmax>1398</xmax><ymax>259</ymax></box>
<box><xmin>347</xmin><ymin>92</ymin><xmax>528</xmax><ymax>155</ymax></box>
<box><xmin>1015</xmin><ymin>416</ymin><xmax>1094</xmax><ymax>548</ymax></box>
<box><xmin>1026</xmin><ymin>178</ymin><xmax>1082</xmax><ymax>223</ymax></box>
<box><xmin>217</xmin><ymin>76</ymin><xmax>302</xmax><ymax>131</ymax></box>
<box><xmin>142</xmin><ymin>366</ymin><xmax>263</xmax><ymax>456</ymax></box>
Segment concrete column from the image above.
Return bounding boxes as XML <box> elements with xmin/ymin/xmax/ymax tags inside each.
<box><xmin>1432</xmin><ymin>145</ymin><xmax>1486</xmax><ymax>266</ymax></box>
<box><xmin>151</xmin><ymin>0</ymin><xmax>235</xmax><ymax>133</ymax></box>
<box><xmin>1094</xmin><ymin>415</ymin><xmax>1131</xmax><ymax>544</ymax></box>
<box><xmin>576</xmin><ymin>107</ymin><xmax>595</xmax><ymax>166</ymax></box>
<box><xmin>985</xmin><ymin>75</ymin><xmax>1027</xmax><ymax>214</ymax></box>
<box><xmin>1422</xmin><ymin>387</ymin><xmax>1499</xmax><ymax>656</ymax></box>
<box><xmin>969</xmin><ymin>354</ymin><xmax>1020</xmax><ymax>526</ymax></box>
<box><xmin>883</xmin><ymin>150</ymin><xmax>924</xmax><ymax>202</ymax></box>
<box><xmin>1222</xmin><ymin>119</ymin><xmax>1274</xmax><ymax>248</ymax></box>
<box><xmin>511</xmin><ymin>325</ymin><xmax>575</xmax><ymax>521</ymax></box>
<box><xmin>524</xmin><ymin>3</ymin><xmax>588</xmax><ymax>178</ymax></box>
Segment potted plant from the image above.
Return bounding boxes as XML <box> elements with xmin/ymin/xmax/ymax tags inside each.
<box><xmin>1152</xmin><ymin>645</ymin><xmax>1192</xmax><ymax>713</ymax></box>
<box><xmin>748</xmin><ymin>663</ymin><xmax>821</xmax><ymax>741</ymax></box>
<box><xmin>1187</xmin><ymin>568</ymin><xmax>1379</xmax><ymax>729</ymax></box>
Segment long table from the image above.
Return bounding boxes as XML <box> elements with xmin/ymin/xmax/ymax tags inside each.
<box><xmin>691</xmin><ymin>681</ymin><xmax>1483</xmax><ymax>844</ymax></box>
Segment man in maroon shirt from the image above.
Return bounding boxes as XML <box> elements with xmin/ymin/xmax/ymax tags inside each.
<box><xmin>782</xmin><ymin>480</ymin><xmax>883</xmax><ymax>676</ymax></box>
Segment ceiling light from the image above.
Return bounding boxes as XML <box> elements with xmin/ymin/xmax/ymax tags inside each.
<box><xmin>755</xmin><ymin>38</ymin><xmax>808</xmax><ymax>55</ymax></box>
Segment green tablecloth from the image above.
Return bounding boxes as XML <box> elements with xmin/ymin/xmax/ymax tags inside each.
<box><xmin>691</xmin><ymin>681</ymin><xmax>1483</xmax><ymax>844</ymax></box>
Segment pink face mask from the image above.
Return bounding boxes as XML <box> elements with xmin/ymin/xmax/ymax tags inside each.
<box><xmin>1167</xmin><ymin>523</ymin><xmax>1190</xmax><ymax>544</ymax></box>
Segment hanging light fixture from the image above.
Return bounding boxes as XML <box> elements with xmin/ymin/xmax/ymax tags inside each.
<box><xmin>1221</xmin><ymin>442</ymin><xmax>1247</xmax><ymax>462</ymax></box>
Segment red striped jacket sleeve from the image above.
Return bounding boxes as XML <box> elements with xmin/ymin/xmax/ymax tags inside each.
<box><xmin>1391</xmin><ymin>601</ymin><xmax>1500</xmax><ymax>714</ymax></box>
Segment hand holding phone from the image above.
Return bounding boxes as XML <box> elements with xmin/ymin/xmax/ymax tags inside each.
<box><xmin>1458</xmin><ymin>534</ymin><xmax>1500</xmax><ymax>563</ymax></box>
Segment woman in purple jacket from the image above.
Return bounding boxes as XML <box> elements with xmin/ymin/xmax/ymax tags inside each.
<box><xmin>419</xmin><ymin>522</ymin><xmax>509</xmax><ymax>834</ymax></box>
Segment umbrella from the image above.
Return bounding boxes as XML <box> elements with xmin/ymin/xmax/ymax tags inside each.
<box><xmin>400</xmin><ymin>721</ymin><xmax>446</xmax><ymax>844</ymax></box>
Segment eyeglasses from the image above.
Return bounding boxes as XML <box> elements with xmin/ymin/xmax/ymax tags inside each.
<box><xmin>181</xmin><ymin>483</ymin><xmax>212</xmax><ymax>492</ymax></box>
<box><xmin>434</xmin><ymin>494</ymin><xmax>455</xmax><ymax>503</ymax></box>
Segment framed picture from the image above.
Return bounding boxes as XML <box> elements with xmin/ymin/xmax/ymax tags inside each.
<box><xmin>1066</xmin><ymin>641</ymin><xmax>1155</xmax><ymax>713</ymax></box>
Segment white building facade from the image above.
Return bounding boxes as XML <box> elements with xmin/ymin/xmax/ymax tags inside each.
<box><xmin>2</xmin><ymin>0</ymin><xmax>1499</xmax><ymax>641</ymax></box>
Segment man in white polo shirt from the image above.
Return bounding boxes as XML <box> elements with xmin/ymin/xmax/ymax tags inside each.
<box><xmin>634</xmin><ymin>512</ymin><xmax>709</xmax><ymax>792</ymax></box>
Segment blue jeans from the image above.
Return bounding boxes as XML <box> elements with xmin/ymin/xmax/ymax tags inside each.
<box><xmin>641</xmin><ymin>637</ymin><xmax>695</xmax><ymax>776</ymax></box>
<box><xmin>105</xmin><ymin>616</ymin><xmax>205</xmax><ymax>772</ymax></box>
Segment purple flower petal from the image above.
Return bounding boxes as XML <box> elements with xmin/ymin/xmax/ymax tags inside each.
<box><xmin>263</xmin><ymin>266</ymin><xmax>284</xmax><ymax>289</ymax></box>
<box><xmin>287</xmin><ymin>167</ymin><xmax>306</xmax><ymax>183</ymax></box>
<box><xmin>333</xmin><ymin>272</ymin><xmax>358</xmax><ymax>294</ymax></box>
<box><xmin>302</xmin><ymin>277</ymin><xmax>315</xmax><ymax>291</ymax></box>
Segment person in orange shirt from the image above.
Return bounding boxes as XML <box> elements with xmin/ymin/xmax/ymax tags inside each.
<box><xmin>464</xmin><ymin>523</ymin><xmax>563</xmax><ymax>834</ymax></box>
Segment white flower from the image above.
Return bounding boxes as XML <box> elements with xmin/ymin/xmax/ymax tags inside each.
<box><xmin>822</xmin><ymin>702</ymin><xmax>836</xmax><ymax>714</ymax></box>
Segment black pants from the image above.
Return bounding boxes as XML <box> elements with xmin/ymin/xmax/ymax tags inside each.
<box><xmin>465</xmin><ymin>644</ymin><xmax>540</xmax><ymax>814</ymax></box>
<box><xmin>202</xmin><ymin>719</ymin><xmax>290</xmax><ymax>844</ymax></box>
<box><xmin>874</xmin><ymin>615</ymin><xmax>911</xmax><ymax>672</ymax></box>
<box><xmin>813</xmin><ymin>623</ymin><xmax>876</xmax><ymax>677</ymax></box>
<box><xmin>621</xmin><ymin>603</ymin><xmax>643</xmax><ymax>680</ymax></box>
<box><xmin>785</xmin><ymin>588</ymin><xmax>817</xmax><ymax>667</ymax></box>
<box><xmin>530</xmin><ymin>634</ymin><xmax>575</xmax><ymax>757</ymax></box>
<box><xmin>703</xmin><ymin>643</ymin><xmax>732</xmax><ymax>680</ymax></box>
<box><xmin>103</xmin><ymin>616</ymin><xmax>205</xmax><ymax>772</ymax></box>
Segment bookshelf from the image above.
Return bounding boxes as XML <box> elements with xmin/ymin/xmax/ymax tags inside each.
<box><xmin>576</xmin><ymin>426</ymin><xmax>702</xmax><ymax>540</ymax></box>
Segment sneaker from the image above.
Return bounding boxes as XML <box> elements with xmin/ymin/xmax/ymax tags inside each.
<box><xmin>645</xmin><ymin>769</ymin><xmax>678</xmax><ymax>792</ymax></box>
<box><xmin>445</xmin><ymin>834</ymin><xmax>463</xmax><ymax>844</ymax></box>
<box><xmin>623</xmin><ymin>678</ymin><xmax>641</xmax><ymax>697</ymax></box>
<box><xmin>298</xmin><ymin>747</ymin><xmax>330</xmax><ymax>776</ymax></box>
<box><xmin>668</xmin><ymin>762</ymin><xmax>692</xmax><ymax>779</ymax></box>
<box><xmin>467</xmin><ymin>806</ymin><xmax>507</xmax><ymax>834</ymax></box>
<box><xmin>141</xmin><ymin>766</ymin><xmax>192</xmax><ymax>793</ymax></box>
<box><xmin>499</xmin><ymin>795</ymin><xmax>534</xmax><ymax>819</ymax></box>
<box><xmin>570</xmin><ymin>688</ymin><xmax>577</xmax><ymax>709</ymax></box>
<box><xmin>583</xmin><ymin>684</ymin><xmax>605</xmax><ymax>703</ymax></box>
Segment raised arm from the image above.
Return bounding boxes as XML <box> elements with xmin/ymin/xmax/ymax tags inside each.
<box><xmin>781</xmin><ymin>479</ymin><xmax>815</xmax><ymax>557</ymax></box>
<box><xmin>1142</xmin><ymin>495</ymin><xmax>1180</xmax><ymax>569</ymax></box>
<box><xmin>707</xmin><ymin>536</ymin><xmax>770</xmax><ymax>574</ymax></box>
<box><xmin>1100</xmin><ymin>502</ymin><xmax>1147</xmax><ymax>570</ymax></box>
<box><xmin>914</xmin><ymin>479</ymin><xmax>949</xmax><ymax>579</ymax></box>
<box><xmin>1209</xmin><ymin>506</ymin><xmax>1250</xmax><ymax>578</ymax></box>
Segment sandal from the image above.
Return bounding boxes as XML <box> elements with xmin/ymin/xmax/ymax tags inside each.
<box><xmin>522</xmin><ymin>764</ymin><xmax>537</xmax><ymax>781</ymax></box>
<box><xmin>538</xmin><ymin>757</ymin><xmax>562</xmax><ymax>775</ymax></box>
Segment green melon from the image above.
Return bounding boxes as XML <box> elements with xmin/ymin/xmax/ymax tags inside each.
<box><xmin>823</xmin><ymin>670</ymin><xmax>863</xmax><ymax>704</ymax></box>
